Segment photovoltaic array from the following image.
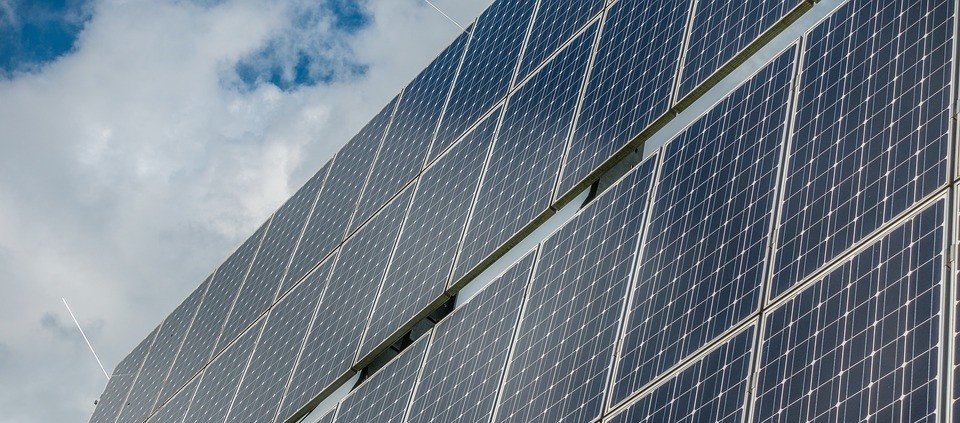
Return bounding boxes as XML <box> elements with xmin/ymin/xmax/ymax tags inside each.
<box><xmin>333</xmin><ymin>340</ymin><xmax>428</xmax><ymax>423</ymax></box>
<box><xmin>144</xmin><ymin>378</ymin><xmax>196</xmax><ymax>423</ymax></box>
<box><xmin>89</xmin><ymin>328</ymin><xmax>158</xmax><ymax>423</ymax></box>
<box><xmin>515</xmin><ymin>0</ymin><xmax>603</xmax><ymax>82</ymax></box>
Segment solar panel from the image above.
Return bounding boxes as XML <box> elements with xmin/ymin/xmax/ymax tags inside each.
<box><xmin>559</xmin><ymin>0</ymin><xmax>690</xmax><ymax>200</ymax></box>
<box><xmin>159</xmin><ymin>224</ymin><xmax>269</xmax><ymax>401</ymax></box>
<box><xmin>145</xmin><ymin>378</ymin><xmax>198</xmax><ymax>423</ymax></box>
<box><xmin>754</xmin><ymin>199</ymin><xmax>945</xmax><ymax>422</ymax></box>
<box><xmin>212</xmin><ymin>220</ymin><xmax>272</xmax><ymax>358</ymax></box>
<box><xmin>181</xmin><ymin>319</ymin><xmax>264</xmax><ymax>423</ymax></box>
<box><xmin>432</xmin><ymin>0</ymin><xmax>538</xmax><ymax>158</ymax></box>
<box><xmin>278</xmin><ymin>187</ymin><xmax>414</xmax><ymax>422</ymax></box>
<box><xmin>493</xmin><ymin>156</ymin><xmax>657</xmax><ymax>423</ymax></box>
<box><xmin>117</xmin><ymin>279</ymin><xmax>209</xmax><ymax>421</ymax></box>
<box><xmin>607</xmin><ymin>327</ymin><xmax>754</xmax><ymax>423</ymax></box>
<box><xmin>676</xmin><ymin>0</ymin><xmax>804</xmax><ymax>100</ymax></box>
<box><xmin>333</xmin><ymin>339</ymin><xmax>429</xmax><ymax>423</ymax></box>
<box><xmin>770</xmin><ymin>0</ymin><xmax>953</xmax><ymax>298</ymax></box>
<box><xmin>406</xmin><ymin>251</ymin><xmax>535</xmax><ymax>423</ymax></box>
<box><xmin>285</xmin><ymin>95</ymin><xmax>401</xmax><ymax>289</ymax></box>
<box><xmin>610</xmin><ymin>48</ymin><xmax>795</xmax><ymax>406</ymax></box>
<box><xmin>217</xmin><ymin>167</ymin><xmax>328</xmax><ymax>355</ymax></box>
<box><xmin>357</xmin><ymin>109</ymin><xmax>499</xmax><ymax>360</ymax></box>
<box><xmin>452</xmin><ymin>24</ymin><xmax>596</xmax><ymax>284</ymax></box>
<box><xmin>351</xmin><ymin>30</ymin><xmax>472</xmax><ymax>232</ymax></box>
<box><xmin>225</xmin><ymin>259</ymin><xmax>334</xmax><ymax>423</ymax></box>
<box><xmin>89</xmin><ymin>327</ymin><xmax>159</xmax><ymax>423</ymax></box>
<box><xmin>514</xmin><ymin>0</ymin><xmax>603</xmax><ymax>82</ymax></box>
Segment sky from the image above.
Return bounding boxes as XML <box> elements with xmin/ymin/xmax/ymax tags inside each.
<box><xmin>0</xmin><ymin>0</ymin><xmax>492</xmax><ymax>421</ymax></box>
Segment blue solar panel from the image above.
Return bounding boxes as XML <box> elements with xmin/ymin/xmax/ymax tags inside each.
<box><xmin>677</xmin><ymin>0</ymin><xmax>804</xmax><ymax>100</ymax></box>
<box><xmin>358</xmin><ymin>110</ymin><xmax>499</xmax><ymax>360</ymax></box>
<box><xmin>145</xmin><ymin>378</ymin><xmax>197</xmax><ymax>423</ymax></box>
<box><xmin>452</xmin><ymin>24</ymin><xmax>596</xmax><ymax>284</ymax></box>
<box><xmin>559</xmin><ymin>0</ymin><xmax>690</xmax><ymax>199</ymax></box>
<box><xmin>608</xmin><ymin>327</ymin><xmax>754</xmax><ymax>423</ymax></box>
<box><xmin>285</xmin><ymin>96</ymin><xmax>400</xmax><ymax>289</ymax></box>
<box><xmin>117</xmin><ymin>280</ymin><xmax>209</xmax><ymax>421</ymax></box>
<box><xmin>226</xmin><ymin>259</ymin><xmax>334</xmax><ymax>423</ymax></box>
<box><xmin>181</xmin><ymin>319</ymin><xmax>264</xmax><ymax>423</ymax></box>
<box><xmin>89</xmin><ymin>327</ymin><xmax>160</xmax><ymax>423</ymax></box>
<box><xmin>218</xmin><ymin>167</ymin><xmax>327</xmax><ymax>356</ymax></box>
<box><xmin>754</xmin><ymin>199</ymin><xmax>945</xmax><ymax>422</ymax></box>
<box><xmin>406</xmin><ymin>251</ymin><xmax>535</xmax><ymax>423</ymax></box>
<box><xmin>610</xmin><ymin>49</ymin><xmax>795</xmax><ymax>405</ymax></box>
<box><xmin>278</xmin><ymin>187</ymin><xmax>414</xmax><ymax>422</ymax></box>
<box><xmin>493</xmin><ymin>156</ymin><xmax>657</xmax><ymax>423</ymax></box>
<box><xmin>432</xmin><ymin>0</ymin><xmax>537</xmax><ymax>158</ymax></box>
<box><xmin>771</xmin><ymin>0</ymin><xmax>953</xmax><ymax>298</ymax></box>
<box><xmin>334</xmin><ymin>339</ymin><xmax>428</xmax><ymax>423</ymax></box>
<box><xmin>515</xmin><ymin>0</ymin><xmax>603</xmax><ymax>83</ymax></box>
<box><xmin>351</xmin><ymin>30</ymin><xmax>472</xmax><ymax>232</ymax></box>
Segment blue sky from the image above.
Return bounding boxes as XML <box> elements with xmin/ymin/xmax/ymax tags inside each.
<box><xmin>0</xmin><ymin>0</ymin><xmax>490</xmax><ymax>421</ymax></box>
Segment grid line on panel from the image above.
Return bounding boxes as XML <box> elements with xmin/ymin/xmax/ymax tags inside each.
<box><xmin>770</xmin><ymin>0</ymin><xmax>954</xmax><ymax>299</ymax></box>
<box><xmin>356</xmin><ymin>111</ymin><xmax>498</xmax><ymax>362</ymax></box>
<box><xmin>146</xmin><ymin>377</ymin><xmax>198</xmax><ymax>423</ymax></box>
<box><xmin>492</xmin><ymin>157</ymin><xmax>657</xmax><ymax>423</ymax></box>
<box><xmin>89</xmin><ymin>328</ymin><xmax>159</xmax><ymax>423</ymax></box>
<box><xmin>113</xmin><ymin>325</ymin><xmax>166</xmax><ymax>423</ymax></box>
<box><xmin>451</xmin><ymin>25</ymin><xmax>597</xmax><ymax>287</ymax></box>
<box><xmin>424</xmin><ymin>22</ymin><xmax>477</xmax><ymax>164</ymax></box>
<box><xmin>213</xmin><ymin>215</ymin><xmax>273</xmax><ymax>356</ymax></box>
<box><xmin>270</xmin><ymin>165</ymin><xmax>332</xmax><ymax>300</ymax></box>
<box><xmin>609</xmin><ymin>49</ymin><xmax>795</xmax><ymax>407</ymax></box>
<box><xmin>606</xmin><ymin>326</ymin><xmax>755</xmax><ymax>423</ymax></box>
<box><xmin>665</xmin><ymin>0</ymin><xmax>698</xmax><ymax>108</ymax></box>
<box><xmin>405</xmin><ymin>251</ymin><xmax>536</xmax><ymax>423</ymax></box>
<box><xmin>333</xmin><ymin>339</ymin><xmax>430</xmax><ymax>423</ymax></box>
<box><xmin>514</xmin><ymin>0</ymin><xmax>605</xmax><ymax>84</ymax></box>
<box><xmin>753</xmin><ymin>199</ymin><xmax>946</xmax><ymax>423</ymax></box>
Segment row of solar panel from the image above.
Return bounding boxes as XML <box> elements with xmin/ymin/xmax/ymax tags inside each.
<box><xmin>90</xmin><ymin>0</ymin><xmax>955</xmax><ymax>421</ymax></box>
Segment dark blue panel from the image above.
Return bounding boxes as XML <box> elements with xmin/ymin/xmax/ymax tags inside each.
<box><xmin>218</xmin><ymin>167</ymin><xmax>327</xmax><ymax>356</ymax></box>
<box><xmin>334</xmin><ymin>340</ymin><xmax>428</xmax><ymax>423</ymax></box>
<box><xmin>771</xmin><ymin>0</ymin><xmax>953</xmax><ymax>297</ymax></box>
<box><xmin>609</xmin><ymin>328</ymin><xmax>754</xmax><ymax>423</ymax></box>
<box><xmin>677</xmin><ymin>0</ymin><xmax>802</xmax><ymax>99</ymax></box>
<box><xmin>181</xmin><ymin>319</ymin><xmax>264</xmax><ymax>423</ymax></box>
<box><xmin>493</xmin><ymin>157</ymin><xmax>657</xmax><ymax>423</ymax></box>
<box><xmin>432</xmin><ymin>0</ymin><xmax>538</xmax><ymax>159</ymax></box>
<box><xmin>278</xmin><ymin>188</ymin><xmax>413</xmax><ymax>422</ymax></box>
<box><xmin>89</xmin><ymin>327</ymin><xmax>160</xmax><ymax>423</ymax></box>
<box><xmin>225</xmin><ymin>259</ymin><xmax>334</xmax><ymax>423</ymax></box>
<box><xmin>560</xmin><ymin>0</ymin><xmax>690</xmax><ymax>198</ymax></box>
<box><xmin>452</xmin><ymin>26</ymin><xmax>596</xmax><ymax>284</ymax></box>
<box><xmin>118</xmin><ymin>280</ymin><xmax>209</xmax><ymax>421</ymax></box>
<box><xmin>406</xmin><ymin>252</ymin><xmax>535</xmax><ymax>423</ymax></box>
<box><xmin>611</xmin><ymin>50</ymin><xmax>794</xmax><ymax>405</ymax></box>
<box><xmin>285</xmin><ymin>96</ymin><xmax>400</xmax><ymax>289</ymax></box>
<box><xmin>159</xmin><ymin>225</ymin><xmax>268</xmax><ymax>401</ymax></box>
<box><xmin>351</xmin><ymin>30</ymin><xmax>471</xmax><ymax>232</ymax></box>
<box><xmin>146</xmin><ymin>377</ymin><xmax>197</xmax><ymax>423</ymax></box>
<box><xmin>358</xmin><ymin>110</ymin><xmax>499</xmax><ymax>360</ymax></box>
<box><xmin>754</xmin><ymin>200</ymin><xmax>944</xmax><ymax>423</ymax></box>
<box><xmin>515</xmin><ymin>0</ymin><xmax>603</xmax><ymax>82</ymax></box>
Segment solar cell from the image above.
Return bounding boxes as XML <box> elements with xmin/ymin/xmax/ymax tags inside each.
<box><xmin>432</xmin><ymin>0</ymin><xmax>537</xmax><ymax>158</ymax></box>
<box><xmin>452</xmin><ymin>24</ymin><xmax>596</xmax><ymax>285</ymax></box>
<box><xmin>610</xmin><ymin>49</ymin><xmax>795</xmax><ymax>405</ymax></box>
<box><xmin>181</xmin><ymin>319</ymin><xmax>264</xmax><ymax>423</ymax></box>
<box><xmin>358</xmin><ymin>109</ymin><xmax>499</xmax><ymax>360</ymax></box>
<box><xmin>493</xmin><ymin>156</ymin><xmax>657</xmax><ymax>423</ymax></box>
<box><xmin>225</xmin><ymin>259</ymin><xmax>334</xmax><ymax>423</ymax></box>
<box><xmin>145</xmin><ymin>378</ymin><xmax>198</xmax><ymax>423</ymax></box>
<box><xmin>159</xmin><ymin>225</ymin><xmax>268</xmax><ymax>401</ymax></box>
<box><xmin>770</xmin><ymin>0</ymin><xmax>953</xmax><ymax>298</ymax></box>
<box><xmin>117</xmin><ymin>279</ymin><xmax>209</xmax><ymax>421</ymax></box>
<box><xmin>333</xmin><ymin>339</ymin><xmax>429</xmax><ymax>423</ymax></box>
<box><xmin>676</xmin><ymin>0</ymin><xmax>804</xmax><ymax>100</ymax></box>
<box><xmin>406</xmin><ymin>251</ymin><xmax>535</xmax><ymax>423</ymax></box>
<box><xmin>285</xmin><ymin>95</ymin><xmax>401</xmax><ymax>289</ymax></box>
<box><xmin>607</xmin><ymin>327</ymin><xmax>754</xmax><ymax>423</ymax></box>
<box><xmin>559</xmin><ymin>0</ymin><xmax>690</xmax><ymax>200</ymax></box>
<box><xmin>218</xmin><ymin>167</ymin><xmax>327</xmax><ymax>354</ymax></box>
<box><xmin>277</xmin><ymin>187</ymin><xmax>414</xmax><ymax>423</ymax></box>
<box><xmin>89</xmin><ymin>327</ymin><xmax>159</xmax><ymax>423</ymax></box>
<box><xmin>351</xmin><ymin>29</ymin><xmax>472</xmax><ymax>231</ymax></box>
<box><xmin>754</xmin><ymin>199</ymin><xmax>945</xmax><ymax>423</ymax></box>
<box><xmin>211</xmin><ymin>220</ymin><xmax>272</xmax><ymax>358</ymax></box>
<box><xmin>515</xmin><ymin>0</ymin><xmax>603</xmax><ymax>83</ymax></box>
